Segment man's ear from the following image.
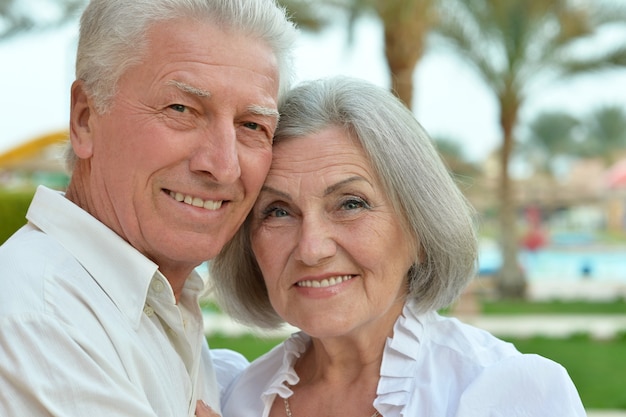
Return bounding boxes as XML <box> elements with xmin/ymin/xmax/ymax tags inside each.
<box><xmin>69</xmin><ymin>80</ymin><xmax>95</xmax><ymax>159</ymax></box>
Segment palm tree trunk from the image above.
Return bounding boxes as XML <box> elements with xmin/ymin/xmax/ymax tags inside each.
<box><xmin>377</xmin><ymin>0</ymin><xmax>432</xmax><ymax>109</ymax></box>
<box><xmin>496</xmin><ymin>92</ymin><xmax>526</xmax><ymax>298</ymax></box>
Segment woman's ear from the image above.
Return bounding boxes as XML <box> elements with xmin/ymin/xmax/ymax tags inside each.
<box><xmin>69</xmin><ymin>80</ymin><xmax>95</xmax><ymax>159</ymax></box>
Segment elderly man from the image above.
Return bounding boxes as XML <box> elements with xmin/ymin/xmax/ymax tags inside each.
<box><xmin>0</xmin><ymin>0</ymin><xmax>296</xmax><ymax>416</ymax></box>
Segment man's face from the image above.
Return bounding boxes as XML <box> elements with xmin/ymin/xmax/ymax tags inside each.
<box><xmin>73</xmin><ymin>18</ymin><xmax>279</xmax><ymax>280</ymax></box>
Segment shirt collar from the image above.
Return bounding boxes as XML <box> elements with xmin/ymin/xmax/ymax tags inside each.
<box><xmin>27</xmin><ymin>186</ymin><xmax>159</xmax><ymax>328</ymax></box>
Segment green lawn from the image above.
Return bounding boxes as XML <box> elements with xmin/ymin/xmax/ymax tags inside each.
<box><xmin>208</xmin><ymin>333</ymin><xmax>284</xmax><ymax>361</ymax></box>
<box><xmin>505</xmin><ymin>333</ymin><xmax>626</xmax><ymax>409</ymax></box>
<box><xmin>481</xmin><ymin>299</ymin><xmax>626</xmax><ymax>315</ymax></box>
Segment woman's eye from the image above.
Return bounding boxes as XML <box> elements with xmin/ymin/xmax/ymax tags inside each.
<box><xmin>271</xmin><ymin>207</ymin><xmax>289</xmax><ymax>218</ymax></box>
<box><xmin>169</xmin><ymin>104</ymin><xmax>188</xmax><ymax>113</ymax></box>
<box><xmin>261</xmin><ymin>206</ymin><xmax>289</xmax><ymax>218</ymax></box>
<box><xmin>342</xmin><ymin>198</ymin><xmax>368</xmax><ymax>211</ymax></box>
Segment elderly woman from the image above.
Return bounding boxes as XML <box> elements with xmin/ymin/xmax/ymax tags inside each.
<box><xmin>210</xmin><ymin>77</ymin><xmax>585</xmax><ymax>417</ymax></box>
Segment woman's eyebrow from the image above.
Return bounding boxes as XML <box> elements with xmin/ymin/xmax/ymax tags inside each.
<box><xmin>324</xmin><ymin>176</ymin><xmax>368</xmax><ymax>196</ymax></box>
<box><xmin>259</xmin><ymin>185</ymin><xmax>290</xmax><ymax>201</ymax></box>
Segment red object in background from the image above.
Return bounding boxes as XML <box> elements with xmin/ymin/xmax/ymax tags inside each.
<box><xmin>522</xmin><ymin>205</ymin><xmax>547</xmax><ymax>251</ymax></box>
<box><xmin>604</xmin><ymin>159</ymin><xmax>626</xmax><ymax>188</ymax></box>
<box><xmin>523</xmin><ymin>229</ymin><xmax>547</xmax><ymax>251</ymax></box>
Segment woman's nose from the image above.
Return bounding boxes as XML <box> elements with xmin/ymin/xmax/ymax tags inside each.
<box><xmin>293</xmin><ymin>215</ymin><xmax>337</xmax><ymax>266</ymax></box>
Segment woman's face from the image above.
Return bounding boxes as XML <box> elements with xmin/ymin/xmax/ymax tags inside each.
<box><xmin>250</xmin><ymin>127</ymin><xmax>415</xmax><ymax>339</ymax></box>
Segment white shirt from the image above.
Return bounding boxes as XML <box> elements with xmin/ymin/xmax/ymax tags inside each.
<box><xmin>0</xmin><ymin>186</ymin><xmax>247</xmax><ymax>416</ymax></box>
<box><xmin>222</xmin><ymin>300</ymin><xmax>586</xmax><ymax>417</ymax></box>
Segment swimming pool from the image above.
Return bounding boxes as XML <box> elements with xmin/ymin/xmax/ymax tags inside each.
<box><xmin>479</xmin><ymin>241</ymin><xmax>626</xmax><ymax>283</ymax></box>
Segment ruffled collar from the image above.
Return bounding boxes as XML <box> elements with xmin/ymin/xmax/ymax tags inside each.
<box><xmin>260</xmin><ymin>331</ymin><xmax>310</xmax><ymax>404</ymax></box>
<box><xmin>375</xmin><ymin>300</ymin><xmax>427</xmax><ymax>417</ymax></box>
<box><xmin>259</xmin><ymin>301</ymin><xmax>427</xmax><ymax>416</ymax></box>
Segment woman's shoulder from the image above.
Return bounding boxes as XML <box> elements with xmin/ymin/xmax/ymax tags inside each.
<box><xmin>377</xmin><ymin>303</ymin><xmax>585</xmax><ymax>416</ymax></box>
<box><xmin>454</xmin><ymin>353</ymin><xmax>586</xmax><ymax>415</ymax></box>
<box><xmin>399</xmin><ymin>302</ymin><xmax>521</xmax><ymax>366</ymax></box>
<box><xmin>426</xmin><ymin>313</ymin><xmax>521</xmax><ymax>363</ymax></box>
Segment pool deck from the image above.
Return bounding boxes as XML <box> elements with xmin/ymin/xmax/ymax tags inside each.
<box><xmin>203</xmin><ymin>311</ymin><xmax>626</xmax><ymax>339</ymax></box>
<box><xmin>527</xmin><ymin>280</ymin><xmax>626</xmax><ymax>302</ymax></box>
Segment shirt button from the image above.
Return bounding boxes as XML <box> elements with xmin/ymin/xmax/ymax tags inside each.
<box><xmin>151</xmin><ymin>280</ymin><xmax>165</xmax><ymax>293</ymax></box>
<box><xmin>143</xmin><ymin>305</ymin><xmax>154</xmax><ymax>317</ymax></box>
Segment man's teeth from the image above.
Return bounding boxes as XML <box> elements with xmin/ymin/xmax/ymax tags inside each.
<box><xmin>169</xmin><ymin>191</ymin><xmax>223</xmax><ymax>210</ymax></box>
<box><xmin>296</xmin><ymin>275</ymin><xmax>354</xmax><ymax>288</ymax></box>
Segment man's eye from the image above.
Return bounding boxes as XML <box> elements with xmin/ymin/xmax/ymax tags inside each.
<box><xmin>243</xmin><ymin>122</ymin><xmax>261</xmax><ymax>131</ymax></box>
<box><xmin>169</xmin><ymin>104</ymin><xmax>187</xmax><ymax>113</ymax></box>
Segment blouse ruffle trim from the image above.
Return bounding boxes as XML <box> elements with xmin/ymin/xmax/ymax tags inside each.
<box><xmin>374</xmin><ymin>300</ymin><xmax>427</xmax><ymax>417</ymax></box>
<box><xmin>260</xmin><ymin>331</ymin><xmax>310</xmax><ymax>403</ymax></box>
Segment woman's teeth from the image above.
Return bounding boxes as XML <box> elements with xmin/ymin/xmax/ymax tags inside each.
<box><xmin>296</xmin><ymin>275</ymin><xmax>354</xmax><ymax>288</ymax></box>
<box><xmin>169</xmin><ymin>191</ymin><xmax>223</xmax><ymax>210</ymax></box>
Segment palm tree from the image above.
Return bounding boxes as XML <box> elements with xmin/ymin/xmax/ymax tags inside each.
<box><xmin>434</xmin><ymin>136</ymin><xmax>480</xmax><ymax>179</ymax></box>
<box><xmin>278</xmin><ymin>0</ymin><xmax>437</xmax><ymax>108</ymax></box>
<box><xmin>519</xmin><ymin>111</ymin><xmax>581</xmax><ymax>175</ymax></box>
<box><xmin>435</xmin><ymin>0</ymin><xmax>626</xmax><ymax>297</ymax></box>
<box><xmin>521</xmin><ymin>105</ymin><xmax>626</xmax><ymax>170</ymax></box>
<box><xmin>584</xmin><ymin>105</ymin><xmax>626</xmax><ymax>163</ymax></box>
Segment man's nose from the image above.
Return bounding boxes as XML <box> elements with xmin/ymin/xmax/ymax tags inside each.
<box><xmin>189</xmin><ymin>123</ymin><xmax>241</xmax><ymax>183</ymax></box>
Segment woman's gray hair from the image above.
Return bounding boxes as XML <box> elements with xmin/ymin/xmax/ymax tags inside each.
<box><xmin>211</xmin><ymin>76</ymin><xmax>478</xmax><ymax>329</ymax></box>
<box><xmin>65</xmin><ymin>0</ymin><xmax>297</xmax><ymax>171</ymax></box>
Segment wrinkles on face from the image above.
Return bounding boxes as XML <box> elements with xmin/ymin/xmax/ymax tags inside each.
<box><xmin>80</xmin><ymin>18</ymin><xmax>279</xmax><ymax>286</ymax></box>
<box><xmin>250</xmin><ymin>127</ymin><xmax>414</xmax><ymax>341</ymax></box>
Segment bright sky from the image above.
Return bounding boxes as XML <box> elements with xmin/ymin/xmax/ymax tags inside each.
<box><xmin>1</xmin><ymin>15</ymin><xmax>626</xmax><ymax>162</ymax></box>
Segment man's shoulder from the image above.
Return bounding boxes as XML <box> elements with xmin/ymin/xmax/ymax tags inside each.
<box><xmin>0</xmin><ymin>223</ymin><xmax>92</xmax><ymax>317</ymax></box>
<box><xmin>0</xmin><ymin>222</ymin><xmax>76</xmax><ymax>275</ymax></box>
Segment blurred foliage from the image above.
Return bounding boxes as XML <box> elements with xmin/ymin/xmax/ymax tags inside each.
<box><xmin>481</xmin><ymin>298</ymin><xmax>626</xmax><ymax>314</ymax></box>
<box><xmin>584</xmin><ymin>105</ymin><xmax>626</xmax><ymax>163</ymax></box>
<box><xmin>207</xmin><ymin>333</ymin><xmax>284</xmax><ymax>362</ymax></box>
<box><xmin>0</xmin><ymin>187</ymin><xmax>34</xmax><ymax>244</ymax></box>
<box><xmin>0</xmin><ymin>0</ymin><xmax>85</xmax><ymax>39</ymax></box>
<box><xmin>434</xmin><ymin>136</ymin><xmax>481</xmax><ymax>179</ymax></box>
<box><xmin>518</xmin><ymin>111</ymin><xmax>582</xmax><ymax>175</ymax></box>
<box><xmin>518</xmin><ymin>105</ymin><xmax>626</xmax><ymax>174</ymax></box>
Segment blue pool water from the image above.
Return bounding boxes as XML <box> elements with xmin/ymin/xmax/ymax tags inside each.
<box><xmin>479</xmin><ymin>243</ymin><xmax>626</xmax><ymax>282</ymax></box>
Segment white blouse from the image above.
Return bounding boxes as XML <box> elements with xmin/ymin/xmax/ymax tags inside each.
<box><xmin>221</xmin><ymin>300</ymin><xmax>586</xmax><ymax>417</ymax></box>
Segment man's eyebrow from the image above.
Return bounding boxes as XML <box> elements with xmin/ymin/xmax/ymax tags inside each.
<box><xmin>166</xmin><ymin>80</ymin><xmax>211</xmax><ymax>98</ymax></box>
<box><xmin>248</xmin><ymin>104</ymin><xmax>280</xmax><ymax>121</ymax></box>
<box><xmin>166</xmin><ymin>81</ymin><xmax>278</xmax><ymax>120</ymax></box>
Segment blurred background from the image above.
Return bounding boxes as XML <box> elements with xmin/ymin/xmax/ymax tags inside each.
<box><xmin>1</xmin><ymin>0</ymin><xmax>626</xmax><ymax>413</ymax></box>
